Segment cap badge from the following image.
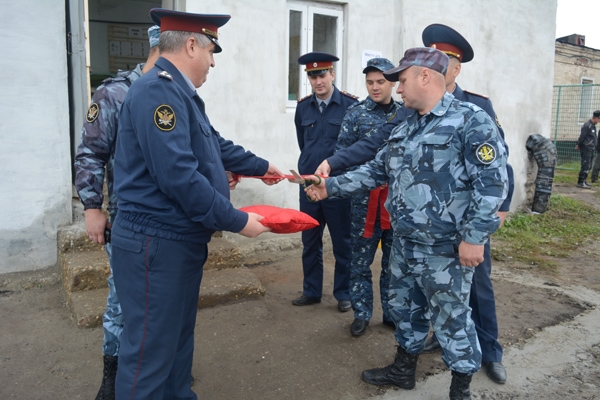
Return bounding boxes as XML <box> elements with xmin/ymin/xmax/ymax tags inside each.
<box><xmin>476</xmin><ymin>143</ymin><xmax>497</xmax><ymax>164</ymax></box>
<box><xmin>313</xmin><ymin>62</ymin><xmax>318</xmax><ymax>67</ymax></box>
<box><xmin>86</xmin><ymin>103</ymin><xmax>99</xmax><ymax>123</ymax></box>
<box><xmin>154</xmin><ymin>104</ymin><xmax>176</xmax><ymax>131</ymax></box>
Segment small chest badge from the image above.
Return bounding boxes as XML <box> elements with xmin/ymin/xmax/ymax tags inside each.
<box><xmin>154</xmin><ymin>104</ymin><xmax>176</xmax><ymax>131</ymax></box>
<box><xmin>476</xmin><ymin>143</ymin><xmax>497</xmax><ymax>164</ymax></box>
<box><xmin>86</xmin><ymin>103</ymin><xmax>99</xmax><ymax>123</ymax></box>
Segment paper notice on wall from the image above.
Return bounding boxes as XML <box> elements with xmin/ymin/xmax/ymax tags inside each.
<box><xmin>109</xmin><ymin>41</ymin><xmax>120</xmax><ymax>56</ymax></box>
<box><xmin>362</xmin><ymin>50</ymin><xmax>383</xmax><ymax>68</ymax></box>
<box><xmin>131</xmin><ymin>42</ymin><xmax>143</xmax><ymax>58</ymax></box>
<box><xmin>120</xmin><ymin>42</ymin><xmax>132</xmax><ymax>57</ymax></box>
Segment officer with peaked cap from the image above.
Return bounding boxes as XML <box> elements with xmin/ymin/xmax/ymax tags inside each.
<box><xmin>74</xmin><ymin>24</ymin><xmax>161</xmax><ymax>400</ymax></box>
<box><xmin>111</xmin><ymin>8</ymin><xmax>283</xmax><ymax>399</ymax></box>
<box><xmin>292</xmin><ymin>52</ymin><xmax>358</xmax><ymax>312</ymax></box>
<box><xmin>419</xmin><ymin>23</ymin><xmax>514</xmax><ymax>386</ymax></box>
<box><xmin>335</xmin><ymin>57</ymin><xmax>402</xmax><ymax>336</ymax></box>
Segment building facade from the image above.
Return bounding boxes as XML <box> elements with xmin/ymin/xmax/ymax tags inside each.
<box><xmin>0</xmin><ymin>0</ymin><xmax>558</xmax><ymax>274</ymax></box>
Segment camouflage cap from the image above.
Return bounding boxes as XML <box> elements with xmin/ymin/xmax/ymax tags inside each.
<box><xmin>362</xmin><ymin>57</ymin><xmax>395</xmax><ymax>74</ymax></box>
<box><xmin>383</xmin><ymin>47</ymin><xmax>449</xmax><ymax>82</ymax></box>
<box><xmin>148</xmin><ymin>25</ymin><xmax>160</xmax><ymax>48</ymax></box>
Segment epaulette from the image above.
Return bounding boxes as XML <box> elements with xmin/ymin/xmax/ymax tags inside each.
<box><xmin>158</xmin><ymin>71</ymin><xmax>173</xmax><ymax>81</ymax></box>
<box><xmin>297</xmin><ymin>94</ymin><xmax>312</xmax><ymax>103</ymax></box>
<box><xmin>464</xmin><ymin>89</ymin><xmax>488</xmax><ymax>99</ymax></box>
<box><xmin>341</xmin><ymin>91</ymin><xmax>359</xmax><ymax>100</ymax></box>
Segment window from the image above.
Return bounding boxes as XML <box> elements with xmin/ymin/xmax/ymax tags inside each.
<box><xmin>579</xmin><ymin>77</ymin><xmax>594</xmax><ymax>121</ymax></box>
<box><xmin>287</xmin><ymin>2</ymin><xmax>344</xmax><ymax>107</ymax></box>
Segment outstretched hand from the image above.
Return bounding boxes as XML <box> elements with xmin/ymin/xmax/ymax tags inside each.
<box><xmin>238</xmin><ymin>212</ymin><xmax>271</xmax><ymax>238</ymax></box>
<box><xmin>315</xmin><ymin>159</ymin><xmax>332</xmax><ymax>178</ymax></box>
<box><xmin>261</xmin><ymin>163</ymin><xmax>285</xmax><ymax>185</ymax></box>
<box><xmin>304</xmin><ymin>175</ymin><xmax>329</xmax><ymax>202</ymax></box>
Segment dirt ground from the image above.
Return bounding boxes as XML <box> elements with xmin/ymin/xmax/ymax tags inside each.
<box><xmin>1</xmin><ymin>183</ymin><xmax>599</xmax><ymax>400</ymax></box>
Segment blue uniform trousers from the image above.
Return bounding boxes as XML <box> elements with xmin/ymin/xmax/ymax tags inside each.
<box><xmin>389</xmin><ymin>238</ymin><xmax>481</xmax><ymax>375</ymax></box>
<box><xmin>349</xmin><ymin>202</ymin><xmax>393</xmax><ymax>322</ymax></box>
<box><xmin>299</xmin><ymin>191</ymin><xmax>351</xmax><ymax>300</ymax></box>
<box><xmin>470</xmin><ymin>239</ymin><xmax>502</xmax><ymax>363</ymax></box>
<box><xmin>111</xmin><ymin>223</ymin><xmax>206</xmax><ymax>400</ymax></box>
<box><xmin>103</xmin><ymin>243</ymin><xmax>123</xmax><ymax>357</ymax></box>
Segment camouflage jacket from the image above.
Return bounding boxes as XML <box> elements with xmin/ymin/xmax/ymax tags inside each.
<box><xmin>335</xmin><ymin>96</ymin><xmax>402</xmax><ymax>172</ymax></box>
<box><xmin>327</xmin><ymin>92</ymin><xmax>508</xmax><ymax>248</ymax></box>
<box><xmin>74</xmin><ymin>64</ymin><xmax>144</xmax><ymax>220</ymax></box>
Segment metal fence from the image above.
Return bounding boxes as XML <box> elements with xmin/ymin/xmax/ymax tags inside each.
<box><xmin>551</xmin><ymin>84</ymin><xmax>600</xmax><ymax>168</ymax></box>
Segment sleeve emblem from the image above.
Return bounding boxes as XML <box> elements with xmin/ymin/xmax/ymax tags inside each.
<box><xmin>154</xmin><ymin>105</ymin><xmax>176</xmax><ymax>131</ymax></box>
<box><xmin>86</xmin><ymin>103</ymin><xmax>99</xmax><ymax>123</ymax></box>
<box><xmin>476</xmin><ymin>143</ymin><xmax>497</xmax><ymax>164</ymax></box>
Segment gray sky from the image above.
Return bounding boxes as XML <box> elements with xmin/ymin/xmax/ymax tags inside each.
<box><xmin>556</xmin><ymin>0</ymin><xmax>600</xmax><ymax>49</ymax></box>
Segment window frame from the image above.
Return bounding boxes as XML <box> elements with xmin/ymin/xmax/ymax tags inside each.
<box><xmin>286</xmin><ymin>1</ymin><xmax>344</xmax><ymax>109</ymax></box>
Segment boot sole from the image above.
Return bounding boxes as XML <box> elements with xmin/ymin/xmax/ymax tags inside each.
<box><xmin>361</xmin><ymin>375</ymin><xmax>415</xmax><ymax>389</ymax></box>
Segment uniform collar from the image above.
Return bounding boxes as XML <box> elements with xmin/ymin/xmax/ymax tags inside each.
<box><xmin>451</xmin><ymin>83</ymin><xmax>464</xmax><ymax>98</ymax></box>
<box><xmin>154</xmin><ymin>57</ymin><xmax>198</xmax><ymax>97</ymax></box>
<box><xmin>311</xmin><ymin>85</ymin><xmax>341</xmax><ymax>107</ymax></box>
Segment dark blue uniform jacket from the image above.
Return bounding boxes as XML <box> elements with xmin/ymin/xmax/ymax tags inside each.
<box><xmin>295</xmin><ymin>86</ymin><xmax>358</xmax><ymax>176</ymax></box>
<box><xmin>114</xmin><ymin>57</ymin><xmax>268</xmax><ymax>243</ymax></box>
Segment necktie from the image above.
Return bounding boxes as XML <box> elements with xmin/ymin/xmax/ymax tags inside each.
<box><xmin>320</xmin><ymin>102</ymin><xmax>326</xmax><ymax>114</ymax></box>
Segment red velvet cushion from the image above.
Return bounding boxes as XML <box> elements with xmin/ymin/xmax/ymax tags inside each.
<box><xmin>239</xmin><ymin>204</ymin><xmax>319</xmax><ymax>234</ymax></box>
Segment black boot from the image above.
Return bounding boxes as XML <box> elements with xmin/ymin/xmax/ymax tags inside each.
<box><xmin>449</xmin><ymin>370</ymin><xmax>472</xmax><ymax>400</ymax></box>
<box><xmin>95</xmin><ymin>355</ymin><xmax>118</xmax><ymax>400</ymax></box>
<box><xmin>361</xmin><ymin>346</ymin><xmax>419</xmax><ymax>389</ymax></box>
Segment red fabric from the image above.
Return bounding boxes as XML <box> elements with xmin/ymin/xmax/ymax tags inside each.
<box><xmin>239</xmin><ymin>205</ymin><xmax>319</xmax><ymax>234</ymax></box>
<box><xmin>363</xmin><ymin>186</ymin><xmax>391</xmax><ymax>238</ymax></box>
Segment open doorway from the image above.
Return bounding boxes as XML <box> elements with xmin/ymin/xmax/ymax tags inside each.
<box><xmin>67</xmin><ymin>0</ymin><xmax>165</xmax><ymax>171</ymax></box>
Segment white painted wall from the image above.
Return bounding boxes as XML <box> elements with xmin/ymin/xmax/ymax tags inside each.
<box><xmin>187</xmin><ymin>0</ymin><xmax>557</xmax><ymax>237</ymax></box>
<box><xmin>0</xmin><ymin>0</ymin><xmax>72</xmax><ymax>273</ymax></box>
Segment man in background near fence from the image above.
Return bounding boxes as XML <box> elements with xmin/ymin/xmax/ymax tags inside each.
<box><xmin>588</xmin><ymin>110</ymin><xmax>600</xmax><ymax>184</ymax></box>
<box><xmin>576</xmin><ymin>110</ymin><xmax>600</xmax><ymax>188</ymax></box>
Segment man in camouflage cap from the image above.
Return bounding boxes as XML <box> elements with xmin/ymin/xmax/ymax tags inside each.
<box><xmin>335</xmin><ymin>57</ymin><xmax>403</xmax><ymax>336</ymax></box>
<box><xmin>74</xmin><ymin>24</ymin><xmax>160</xmax><ymax>400</ymax></box>
<box><xmin>305</xmin><ymin>47</ymin><xmax>508</xmax><ymax>400</ymax></box>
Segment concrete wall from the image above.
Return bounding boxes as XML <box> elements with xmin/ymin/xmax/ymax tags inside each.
<box><xmin>0</xmin><ymin>0</ymin><xmax>72</xmax><ymax>273</ymax></box>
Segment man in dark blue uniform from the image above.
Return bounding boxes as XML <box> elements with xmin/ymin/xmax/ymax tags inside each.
<box><xmin>419</xmin><ymin>23</ymin><xmax>515</xmax><ymax>385</ymax></box>
<box><xmin>293</xmin><ymin>52</ymin><xmax>358</xmax><ymax>312</ymax></box>
<box><xmin>111</xmin><ymin>9</ymin><xmax>282</xmax><ymax>399</ymax></box>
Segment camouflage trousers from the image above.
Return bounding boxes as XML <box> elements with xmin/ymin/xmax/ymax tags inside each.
<box><xmin>388</xmin><ymin>237</ymin><xmax>481</xmax><ymax>375</ymax></box>
<box><xmin>103</xmin><ymin>243</ymin><xmax>124</xmax><ymax>357</ymax></box>
<box><xmin>349</xmin><ymin>209</ymin><xmax>393</xmax><ymax>322</ymax></box>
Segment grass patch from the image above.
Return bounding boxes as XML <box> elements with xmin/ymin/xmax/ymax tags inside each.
<box><xmin>553</xmin><ymin>169</ymin><xmax>577</xmax><ymax>184</ymax></box>
<box><xmin>491</xmin><ymin>194</ymin><xmax>600</xmax><ymax>269</ymax></box>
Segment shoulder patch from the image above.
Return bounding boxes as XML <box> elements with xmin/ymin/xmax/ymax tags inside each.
<box><xmin>154</xmin><ymin>105</ymin><xmax>176</xmax><ymax>131</ymax></box>
<box><xmin>86</xmin><ymin>103</ymin><xmax>100</xmax><ymax>123</ymax></box>
<box><xmin>463</xmin><ymin>89</ymin><xmax>488</xmax><ymax>99</ymax></box>
<box><xmin>158</xmin><ymin>71</ymin><xmax>173</xmax><ymax>81</ymax></box>
<box><xmin>297</xmin><ymin>94</ymin><xmax>312</xmax><ymax>103</ymax></box>
<box><xmin>475</xmin><ymin>142</ymin><xmax>497</xmax><ymax>165</ymax></box>
<box><xmin>341</xmin><ymin>91</ymin><xmax>359</xmax><ymax>100</ymax></box>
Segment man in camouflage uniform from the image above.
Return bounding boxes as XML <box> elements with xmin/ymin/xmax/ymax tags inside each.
<box><xmin>306</xmin><ymin>47</ymin><xmax>508</xmax><ymax>400</ymax></box>
<box><xmin>577</xmin><ymin>110</ymin><xmax>600</xmax><ymax>187</ymax></box>
<box><xmin>420</xmin><ymin>23</ymin><xmax>514</xmax><ymax>385</ymax></box>
<box><xmin>336</xmin><ymin>58</ymin><xmax>401</xmax><ymax>336</ymax></box>
<box><xmin>73</xmin><ymin>25</ymin><xmax>160</xmax><ymax>400</ymax></box>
